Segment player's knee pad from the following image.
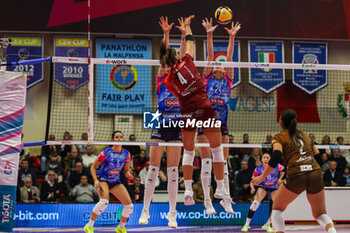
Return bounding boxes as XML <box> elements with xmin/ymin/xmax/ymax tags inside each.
<box><xmin>167</xmin><ymin>166</ymin><xmax>178</xmax><ymax>185</ymax></box>
<box><xmin>212</xmin><ymin>145</ymin><xmax>224</xmax><ymax>163</ymax></box>
<box><xmin>146</xmin><ymin>165</ymin><xmax>159</xmax><ymax>185</ymax></box>
<box><xmin>92</xmin><ymin>198</ymin><xmax>109</xmax><ymax>214</ymax></box>
<box><xmin>271</xmin><ymin>210</ymin><xmax>285</xmax><ymax>232</ymax></box>
<box><xmin>182</xmin><ymin>149</ymin><xmax>195</xmax><ymax>166</ymax></box>
<box><xmin>201</xmin><ymin>158</ymin><xmax>212</xmax><ymax>178</ymax></box>
<box><xmin>250</xmin><ymin>200</ymin><xmax>260</xmax><ymax>211</ymax></box>
<box><xmin>317</xmin><ymin>214</ymin><xmax>333</xmax><ymax>230</ymax></box>
<box><xmin>122</xmin><ymin>203</ymin><xmax>133</xmax><ymax>218</ymax></box>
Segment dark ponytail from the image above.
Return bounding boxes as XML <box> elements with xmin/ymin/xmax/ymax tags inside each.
<box><xmin>280</xmin><ymin>109</ymin><xmax>303</xmax><ymax>149</ymax></box>
<box><xmin>159</xmin><ymin>40</ymin><xmax>177</xmax><ymax>68</ymax></box>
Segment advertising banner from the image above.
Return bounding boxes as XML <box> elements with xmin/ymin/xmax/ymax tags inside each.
<box><xmin>292</xmin><ymin>42</ymin><xmax>328</xmax><ymax>94</ymax></box>
<box><xmin>54</xmin><ymin>37</ymin><xmax>89</xmax><ymax>90</ymax></box>
<box><xmin>0</xmin><ymin>71</ymin><xmax>27</xmax><ymax>232</ymax></box>
<box><xmin>203</xmin><ymin>40</ymin><xmax>240</xmax><ymax>89</ymax></box>
<box><xmin>14</xmin><ymin>203</ymin><xmax>269</xmax><ymax>227</ymax></box>
<box><xmin>248</xmin><ymin>41</ymin><xmax>284</xmax><ymax>94</ymax></box>
<box><xmin>5</xmin><ymin>36</ymin><xmax>43</xmax><ymax>88</ymax></box>
<box><xmin>95</xmin><ymin>39</ymin><xmax>152</xmax><ymax>114</ymax></box>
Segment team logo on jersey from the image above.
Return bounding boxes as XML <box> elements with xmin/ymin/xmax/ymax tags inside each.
<box><xmin>143</xmin><ymin>110</ymin><xmax>162</xmax><ymax>129</ymax></box>
<box><xmin>110</xmin><ymin>65</ymin><xmax>138</xmax><ymax>91</ymax></box>
<box><xmin>108</xmin><ymin>170</ymin><xmax>120</xmax><ymax>175</ymax></box>
<box><xmin>337</xmin><ymin>82</ymin><xmax>350</xmax><ymax>119</ymax></box>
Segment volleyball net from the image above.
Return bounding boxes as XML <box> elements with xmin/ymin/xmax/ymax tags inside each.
<box><xmin>40</xmin><ymin>56</ymin><xmax>350</xmax><ymax>149</ymax></box>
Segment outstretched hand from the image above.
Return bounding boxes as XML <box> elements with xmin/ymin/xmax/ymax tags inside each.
<box><xmin>184</xmin><ymin>15</ymin><xmax>195</xmax><ymax>25</ymax></box>
<box><xmin>159</xmin><ymin>16</ymin><xmax>174</xmax><ymax>33</ymax></box>
<box><xmin>202</xmin><ymin>17</ymin><xmax>218</xmax><ymax>33</ymax></box>
<box><xmin>225</xmin><ymin>21</ymin><xmax>241</xmax><ymax>37</ymax></box>
<box><xmin>176</xmin><ymin>17</ymin><xmax>186</xmax><ymax>34</ymax></box>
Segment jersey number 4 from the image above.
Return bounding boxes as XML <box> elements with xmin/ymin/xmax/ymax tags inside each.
<box><xmin>177</xmin><ymin>72</ymin><xmax>187</xmax><ymax>85</ymax></box>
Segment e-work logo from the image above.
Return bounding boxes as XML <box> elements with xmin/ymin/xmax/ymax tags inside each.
<box><xmin>143</xmin><ymin>110</ymin><xmax>162</xmax><ymax>129</ymax></box>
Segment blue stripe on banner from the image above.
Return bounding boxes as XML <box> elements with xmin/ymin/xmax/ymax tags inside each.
<box><xmin>0</xmin><ymin>185</ymin><xmax>17</xmax><ymax>232</ymax></box>
<box><xmin>13</xmin><ymin>203</ymin><xmax>269</xmax><ymax>227</ymax></box>
<box><xmin>0</xmin><ymin>109</ymin><xmax>25</xmax><ymax>135</ymax></box>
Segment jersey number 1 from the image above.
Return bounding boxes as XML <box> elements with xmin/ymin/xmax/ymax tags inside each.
<box><xmin>299</xmin><ymin>139</ymin><xmax>306</xmax><ymax>155</ymax></box>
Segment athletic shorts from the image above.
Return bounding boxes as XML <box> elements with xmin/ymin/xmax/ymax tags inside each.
<box><xmin>258</xmin><ymin>186</ymin><xmax>278</xmax><ymax>193</ymax></box>
<box><xmin>197</xmin><ymin>123</ymin><xmax>228</xmax><ymax>136</ymax></box>
<box><xmin>180</xmin><ymin>98</ymin><xmax>218</xmax><ymax>129</ymax></box>
<box><xmin>151</xmin><ymin>125</ymin><xmax>182</xmax><ymax>141</ymax></box>
<box><xmin>97</xmin><ymin>175</ymin><xmax>121</xmax><ymax>189</ymax></box>
<box><xmin>284</xmin><ymin>169</ymin><xmax>324</xmax><ymax>194</ymax></box>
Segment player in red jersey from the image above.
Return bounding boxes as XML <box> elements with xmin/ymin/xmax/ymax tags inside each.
<box><xmin>161</xmin><ymin>15</ymin><xmax>230</xmax><ymax>205</ymax></box>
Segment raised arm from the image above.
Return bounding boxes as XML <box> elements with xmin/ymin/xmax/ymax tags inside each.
<box><xmin>202</xmin><ymin>17</ymin><xmax>218</xmax><ymax>76</ymax></box>
<box><xmin>225</xmin><ymin>21</ymin><xmax>241</xmax><ymax>79</ymax></box>
<box><xmin>176</xmin><ymin>17</ymin><xmax>186</xmax><ymax>58</ymax></box>
<box><xmin>158</xmin><ymin>16</ymin><xmax>174</xmax><ymax>77</ymax></box>
<box><xmin>184</xmin><ymin>15</ymin><xmax>195</xmax><ymax>57</ymax></box>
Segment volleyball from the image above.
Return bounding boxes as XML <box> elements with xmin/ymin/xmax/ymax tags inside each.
<box><xmin>215</xmin><ymin>6</ymin><xmax>233</xmax><ymax>25</ymax></box>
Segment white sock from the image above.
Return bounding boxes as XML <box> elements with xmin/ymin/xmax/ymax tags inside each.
<box><xmin>317</xmin><ymin>214</ymin><xmax>336</xmax><ymax>233</ymax></box>
<box><xmin>271</xmin><ymin>210</ymin><xmax>285</xmax><ymax>232</ymax></box>
<box><xmin>118</xmin><ymin>221</ymin><xmax>126</xmax><ymax>228</ymax></box>
<box><xmin>201</xmin><ymin>158</ymin><xmax>212</xmax><ymax>200</ymax></box>
<box><xmin>87</xmin><ymin>219</ymin><xmax>95</xmax><ymax>227</ymax></box>
<box><xmin>217</xmin><ymin>179</ymin><xmax>224</xmax><ymax>189</ymax></box>
<box><xmin>224</xmin><ymin>160</ymin><xmax>230</xmax><ymax>196</ymax></box>
<box><xmin>245</xmin><ymin>218</ymin><xmax>251</xmax><ymax>225</ymax></box>
<box><xmin>328</xmin><ymin>228</ymin><xmax>337</xmax><ymax>233</ymax></box>
<box><xmin>143</xmin><ymin>165</ymin><xmax>159</xmax><ymax>210</ymax></box>
<box><xmin>265</xmin><ymin>218</ymin><xmax>271</xmax><ymax>225</ymax></box>
<box><xmin>185</xmin><ymin>180</ymin><xmax>193</xmax><ymax>192</ymax></box>
<box><xmin>167</xmin><ymin>166</ymin><xmax>179</xmax><ymax>212</ymax></box>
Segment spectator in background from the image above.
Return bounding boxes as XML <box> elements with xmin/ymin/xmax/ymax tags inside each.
<box><xmin>337</xmin><ymin>136</ymin><xmax>350</xmax><ymax>165</ymax></box>
<box><xmin>309</xmin><ymin>133</ymin><xmax>317</xmax><ymax>144</ymax></box>
<box><xmin>60</xmin><ymin>131</ymin><xmax>72</xmax><ymax>159</ymax></box>
<box><xmin>248</xmin><ymin>148</ymin><xmax>262</xmax><ymax>171</ymax></box>
<box><xmin>238</xmin><ymin>134</ymin><xmax>253</xmax><ymax>157</ymax></box>
<box><xmin>331</xmin><ymin>149</ymin><xmax>347</xmax><ymax>171</ymax></box>
<box><xmin>139</xmin><ymin>162</ymin><xmax>160</xmax><ymax>188</ymax></box>
<box><xmin>227</xmin><ymin>135</ymin><xmax>240</xmax><ymax>175</ymax></box>
<box><xmin>40</xmin><ymin>134</ymin><xmax>61</xmax><ymax>172</ymax></box>
<box><xmin>192</xmin><ymin>176</ymin><xmax>213</xmax><ymax>203</ymax></box>
<box><xmin>40</xmin><ymin>170</ymin><xmax>66</xmax><ymax>203</ymax></box>
<box><xmin>319</xmin><ymin>135</ymin><xmax>332</xmax><ymax>158</ymax></box>
<box><xmin>77</xmin><ymin>133</ymin><xmax>93</xmax><ymax>156</ymax></box>
<box><xmin>321</xmin><ymin>153</ymin><xmax>330</xmax><ymax>174</ymax></box>
<box><xmin>17</xmin><ymin>159</ymin><xmax>38</xmax><ymax>187</ymax></box>
<box><xmin>71</xmin><ymin>175</ymin><xmax>98</xmax><ymax>203</ymax></box>
<box><xmin>19</xmin><ymin>177</ymin><xmax>40</xmax><ymax>203</ymax></box>
<box><xmin>323</xmin><ymin>160</ymin><xmax>344</xmax><ymax>186</ymax></box>
<box><xmin>262</xmin><ymin>134</ymin><xmax>273</xmax><ymax>155</ymax></box>
<box><xmin>45</xmin><ymin>153</ymin><xmax>63</xmax><ymax>182</ymax></box>
<box><xmin>68</xmin><ymin>162</ymin><xmax>93</xmax><ymax>191</ymax></box>
<box><xmin>342</xmin><ymin>166</ymin><xmax>350</xmax><ymax>186</ymax></box>
<box><xmin>20</xmin><ymin>134</ymin><xmax>30</xmax><ymax>161</ymax></box>
<box><xmin>82</xmin><ymin>145</ymin><xmax>97</xmax><ymax>168</ymax></box>
<box><xmin>236</xmin><ymin>160</ymin><xmax>253</xmax><ymax>202</ymax></box>
<box><xmin>228</xmin><ymin>135</ymin><xmax>239</xmax><ymax>158</ymax></box>
<box><xmin>64</xmin><ymin>147</ymin><xmax>82</xmax><ymax>174</ymax></box>
<box><xmin>127</xmin><ymin>176</ymin><xmax>145</xmax><ymax>203</ymax></box>
<box><xmin>133</xmin><ymin>149</ymin><xmax>148</xmax><ymax>175</ymax></box>
<box><xmin>123</xmin><ymin>134</ymin><xmax>141</xmax><ymax>158</ymax></box>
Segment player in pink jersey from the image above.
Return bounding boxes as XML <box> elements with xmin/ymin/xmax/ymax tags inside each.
<box><xmin>84</xmin><ymin>131</ymin><xmax>133</xmax><ymax>233</ymax></box>
<box><xmin>161</xmin><ymin>15</ymin><xmax>229</xmax><ymax>206</ymax></box>
<box><xmin>198</xmin><ymin>18</ymin><xmax>240</xmax><ymax>215</ymax></box>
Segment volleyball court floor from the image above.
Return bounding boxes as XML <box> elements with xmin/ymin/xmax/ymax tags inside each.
<box><xmin>13</xmin><ymin>224</ymin><xmax>350</xmax><ymax>232</ymax></box>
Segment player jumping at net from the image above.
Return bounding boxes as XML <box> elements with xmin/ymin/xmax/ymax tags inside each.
<box><xmin>241</xmin><ymin>153</ymin><xmax>285</xmax><ymax>233</ymax></box>
<box><xmin>253</xmin><ymin>109</ymin><xmax>337</xmax><ymax>233</ymax></box>
<box><xmin>160</xmin><ymin>15</ymin><xmax>229</xmax><ymax>205</ymax></box>
<box><xmin>197</xmin><ymin>18</ymin><xmax>240</xmax><ymax>215</ymax></box>
<box><xmin>138</xmin><ymin>16</ymin><xmax>186</xmax><ymax>228</ymax></box>
<box><xmin>84</xmin><ymin>131</ymin><xmax>134</xmax><ymax>233</ymax></box>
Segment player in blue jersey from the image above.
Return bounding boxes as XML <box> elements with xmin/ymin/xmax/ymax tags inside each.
<box><xmin>196</xmin><ymin>18</ymin><xmax>241</xmax><ymax>215</ymax></box>
<box><xmin>138</xmin><ymin>16</ymin><xmax>186</xmax><ymax>228</ymax></box>
<box><xmin>84</xmin><ymin>131</ymin><xmax>133</xmax><ymax>233</ymax></box>
<box><xmin>241</xmin><ymin>153</ymin><xmax>285</xmax><ymax>233</ymax></box>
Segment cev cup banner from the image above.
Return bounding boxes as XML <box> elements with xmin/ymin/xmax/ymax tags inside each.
<box><xmin>54</xmin><ymin>37</ymin><xmax>89</xmax><ymax>90</ymax></box>
<box><xmin>248</xmin><ymin>41</ymin><xmax>285</xmax><ymax>94</ymax></box>
<box><xmin>5</xmin><ymin>35</ymin><xmax>43</xmax><ymax>88</ymax></box>
<box><xmin>95</xmin><ymin>39</ymin><xmax>152</xmax><ymax>114</ymax></box>
<box><xmin>203</xmin><ymin>40</ymin><xmax>240</xmax><ymax>89</ymax></box>
<box><xmin>292</xmin><ymin>42</ymin><xmax>328</xmax><ymax>94</ymax></box>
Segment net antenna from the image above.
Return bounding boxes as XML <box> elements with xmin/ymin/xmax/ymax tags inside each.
<box><xmin>0</xmin><ymin>38</ymin><xmax>11</xmax><ymax>71</ymax></box>
<box><xmin>87</xmin><ymin>0</ymin><xmax>94</xmax><ymax>145</ymax></box>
